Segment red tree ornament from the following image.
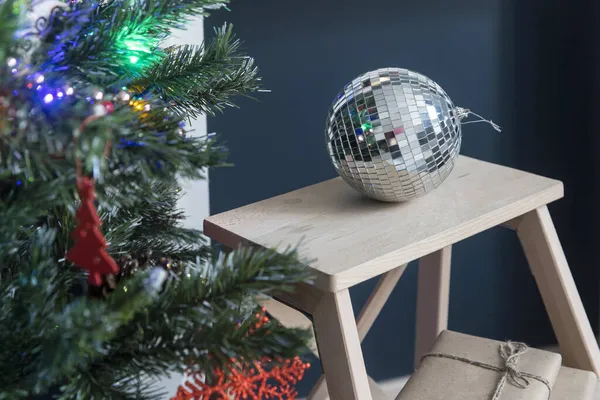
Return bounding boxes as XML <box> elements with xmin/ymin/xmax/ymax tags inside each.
<box><xmin>66</xmin><ymin>177</ymin><xmax>119</xmax><ymax>285</ymax></box>
<box><xmin>171</xmin><ymin>310</ymin><xmax>310</xmax><ymax>400</ymax></box>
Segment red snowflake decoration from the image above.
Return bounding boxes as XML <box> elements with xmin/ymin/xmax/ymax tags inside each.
<box><xmin>171</xmin><ymin>311</ymin><xmax>310</xmax><ymax>400</ymax></box>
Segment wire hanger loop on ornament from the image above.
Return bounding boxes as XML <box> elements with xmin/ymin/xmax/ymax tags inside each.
<box><xmin>456</xmin><ymin>106</ymin><xmax>502</xmax><ymax>132</ymax></box>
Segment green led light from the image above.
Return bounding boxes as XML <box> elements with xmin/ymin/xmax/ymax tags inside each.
<box><xmin>123</xmin><ymin>37</ymin><xmax>149</xmax><ymax>52</ymax></box>
<box><xmin>129</xmin><ymin>56</ymin><xmax>139</xmax><ymax>64</ymax></box>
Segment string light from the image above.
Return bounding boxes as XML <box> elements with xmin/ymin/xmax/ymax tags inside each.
<box><xmin>66</xmin><ymin>87</ymin><xmax>74</xmax><ymax>96</ymax></box>
<box><xmin>129</xmin><ymin>56</ymin><xmax>139</xmax><ymax>64</ymax></box>
<box><xmin>117</xmin><ymin>91</ymin><xmax>130</xmax><ymax>102</ymax></box>
<box><xmin>43</xmin><ymin>94</ymin><xmax>54</xmax><ymax>104</ymax></box>
<box><xmin>94</xmin><ymin>91</ymin><xmax>104</xmax><ymax>100</ymax></box>
<box><xmin>92</xmin><ymin>104</ymin><xmax>107</xmax><ymax>116</ymax></box>
<box><xmin>35</xmin><ymin>74</ymin><xmax>45</xmax><ymax>84</ymax></box>
<box><xmin>57</xmin><ymin>92</ymin><xmax>64</xmax><ymax>98</ymax></box>
<box><xmin>129</xmin><ymin>99</ymin><xmax>149</xmax><ymax>111</ymax></box>
<box><xmin>7</xmin><ymin>57</ymin><xmax>17</xmax><ymax>67</ymax></box>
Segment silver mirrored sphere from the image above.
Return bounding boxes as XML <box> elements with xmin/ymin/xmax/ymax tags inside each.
<box><xmin>325</xmin><ymin>68</ymin><xmax>462</xmax><ymax>202</ymax></box>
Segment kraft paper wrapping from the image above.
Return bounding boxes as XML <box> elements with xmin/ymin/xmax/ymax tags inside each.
<box><xmin>550</xmin><ymin>367</ymin><xmax>597</xmax><ymax>400</ymax></box>
<box><xmin>396</xmin><ymin>331</ymin><xmax>562</xmax><ymax>400</ymax></box>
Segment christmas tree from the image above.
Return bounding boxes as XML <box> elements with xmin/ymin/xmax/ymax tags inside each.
<box><xmin>0</xmin><ymin>0</ymin><xmax>311</xmax><ymax>398</ymax></box>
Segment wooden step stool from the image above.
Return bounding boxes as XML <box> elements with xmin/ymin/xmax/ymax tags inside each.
<box><xmin>204</xmin><ymin>156</ymin><xmax>600</xmax><ymax>400</ymax></box>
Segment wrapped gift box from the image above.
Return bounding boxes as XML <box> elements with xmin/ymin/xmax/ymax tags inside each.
<box><xmin>551</xmin><ymin>366</ymin><xmax>597</xmax><ymax>400</ymax></box>
<box><xmin>396</xmin><ymin>330</ymin><xmax>561</xmax><ymax>400</ymax></box>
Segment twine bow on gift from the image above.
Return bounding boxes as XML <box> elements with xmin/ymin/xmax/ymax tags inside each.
<box><xmin>422</xmin><ymin>341</ymin><xmax>552</xmax><ymax>400</ymax></box>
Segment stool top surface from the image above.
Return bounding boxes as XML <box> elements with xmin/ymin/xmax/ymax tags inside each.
<box><xmin>204</xmin><ymin>156</ymin><xmax>563</xmax><ymax>291</ymax></box>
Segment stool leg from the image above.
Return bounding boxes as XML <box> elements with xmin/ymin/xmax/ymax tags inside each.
<box><xmin>414</xmin><ymin>246</ymin><xmax>452</xmax><ymax>368</ymax></box>
<box><xmin>312</xmin><ymin>289</ymin><xmax>373</xmax><ymax>400</ymax></box>
<box><xmin>309</xmin><ymin>266</ymin><xmax>406</xmax><ymax>400</ymax></box>
<box><xmin>308</xmin><ymin>376</ymin><xmax>388</xmax><ymax>400</ymax></box>
<box><xmin>517</xmin><ymin>206</ymin><xmax>600</xmax><ymax>376</ymax></box>
<box><xmin>307</xmin><ymin>375</ymin><xmax>329</xmax><ymax>400</ymax></box>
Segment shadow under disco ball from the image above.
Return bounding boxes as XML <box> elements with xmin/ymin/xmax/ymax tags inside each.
<box><xmin>325</xmin><ymin>67</ymin><xmax>473</xmax><ymax>202</ymax></box>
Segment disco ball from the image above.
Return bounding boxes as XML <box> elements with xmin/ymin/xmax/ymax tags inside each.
<box><xmin>325</xmin><ymin>68</ymin><xmax>463</xmax><ymax>202</ymax></box>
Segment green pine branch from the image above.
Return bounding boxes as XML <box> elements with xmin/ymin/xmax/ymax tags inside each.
<box><xmin>102</xmin><ymin>181</ymin><xmax>211</xmax><ymax>262</ymax></box>
<box><xmin>58</xmin><ymin>247</ymin><xmax>312</xmax><ymax>398</ymax></box>
<box><xmin>43</xmin><ymin>0</ymin><xmax>231</xmax><ymax>83</ymax></box>
<box><xmin>131</xmin><ymin>24</ymin><xmax>262</xmax><ymax>117</ymax></box>
<box><xmin>0</xmin><ymin>1</ymin><xmax>311</xmax><ymax>397</ymax></box>
<box><xmin>59</xmin><ymin>374</ymin><xmax>166</xmax><ymax>400</ymax></box>
<box><xmin>0</xmin><ymin>0</ymin><xmax>26</xmax><ymax>61</ymax></box>
<box><xmin>0</xmin><ymin>251</ymin><xmax>167</xmax><ymax>397</ymax></box>
<box><xmin>0</xmin><ymin>91</ymin><xmax>225</xmax><ymax>219</ymax></box>
<box><xmin>185</xmin><ymin>56</ymin><xmax>261</xmax><ymax>117</ymax></box>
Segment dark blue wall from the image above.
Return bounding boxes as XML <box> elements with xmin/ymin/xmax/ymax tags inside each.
<box><xmin>207</xmin><ymin>0</ymin><xmax>599</xmax><ymax>395</ymax></box>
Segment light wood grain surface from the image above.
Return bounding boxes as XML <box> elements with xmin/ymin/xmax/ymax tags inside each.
<box><xmin>414</xmin><ymin>246</ymin><xmax>452</xmax><ymax>368</ymax></box>
<box><xmin>307</xmin><ymin>376</ymin><xmax>390</xmax><ymax>400</ymax></box>
<box><xmin>517</xmin><ymin>207</ymin><xmax>600</xmax><ymax>376</ymax></box>
<box><xmin>312</xmin><ymin>290</ymin><xmax>373</xmax><ymax>400</ymax></box>
<box><xmin>356</xmin><ymin>265</ymin><xmax>407</xmax><ymax>340</ymax></box>
<box><xmin>260</xmin><ymin>300</ymin><xmax>387</xmax><ymax>400</ymax></box>
<box><xmin>309</xmin><ymin>264</ymin><xmax>407</xmax><ymax>400</ymax></box>
<box><xmin>204</xmin><ymin>156</ymin><xmax>563</xmax><ymax>291</ymax></box>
